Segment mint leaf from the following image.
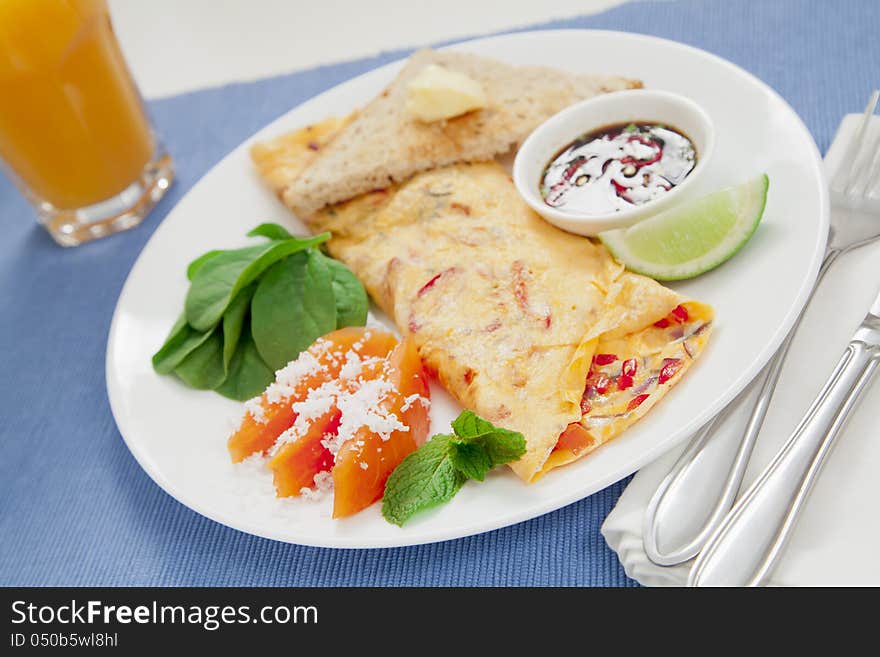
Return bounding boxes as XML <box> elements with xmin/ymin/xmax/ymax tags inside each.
<box><xmin>450</xmin><ymin>409</ymin><xmax>495</xmax><ymax>440</ymax></box>
<box><xmin>448</xmin><ymin>440</ymin><xmax>492</xmax><ymax>481</ymax></box>
<box><xmin>451</xmin><ymin>410</ymin><xmax>527</xmax><ymax>468</ymax></box>
<box><xmin>381</xmin><ymin>435</ymin><xmax>465</xmax><ymax>527</ymax></box>
<box><xmin>482</xmin><ymin>430</ymin><xmax>527</xmax><ymax>468</ymax></box>
<box><xmin>382</xmin><ymin>411</ymin><xmax>527</xmax><ymax>526</ymax></box>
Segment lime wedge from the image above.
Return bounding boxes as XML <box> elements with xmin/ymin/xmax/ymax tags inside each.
<box><xmin>599</xmin><ymin>174</ymin><xmax>769</xmax><ymax>281</ymax></box>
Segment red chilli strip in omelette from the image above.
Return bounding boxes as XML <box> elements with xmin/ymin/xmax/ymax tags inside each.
<box><xmin>545</xmin><ymin>302</ymin><xmax>713</xmax><ymax>474</ymax></box>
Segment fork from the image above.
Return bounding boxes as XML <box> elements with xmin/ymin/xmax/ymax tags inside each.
<box><xmin>642</xmin><ymin>91</ymin><xmax>880</xmax><ymax>566</ymax></box>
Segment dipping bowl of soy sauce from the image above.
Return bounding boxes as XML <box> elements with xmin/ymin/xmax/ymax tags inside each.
<box><xmin>513</xmin><ymin>89</ymin><xmax>715</xmax><ymax>235</ymax></box>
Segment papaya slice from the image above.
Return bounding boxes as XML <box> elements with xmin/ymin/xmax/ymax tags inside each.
<box><xmin>268</xmin><ymin>407</ymin><xmax>341</xmax><ymax>497</ymax></box>
<box><xmin>332</xmin><ymin>338</ymin><xmax>431</xmax><ymax>518</ymax></box>
<box><xmin>265</xmin><ymin>354</ymin><xmax>390</xmax><ymax>497</ymax></box>
<box><xmin>227</xmin><ymin>327</ymin><xmax>397</xmax><ymax>462</ymax></box>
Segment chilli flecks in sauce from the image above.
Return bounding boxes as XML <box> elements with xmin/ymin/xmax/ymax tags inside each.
<box><xmin>540</xmin><ymin>122</ymin><xmax>696</xmax><ymax>215</ymax></box>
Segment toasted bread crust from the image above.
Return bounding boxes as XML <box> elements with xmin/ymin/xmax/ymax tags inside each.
<box><xmin>278</xmin><ymin>49</ymin><xmax>641</xmax><ymax>216</ymax></box>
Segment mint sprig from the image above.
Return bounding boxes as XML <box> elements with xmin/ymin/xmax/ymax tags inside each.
<box><xmin>381</xmin><ymin>410</ymin><xmax>526</xmax><ymax>526</ymax></box>
<box><xmin>380</xmin><ymin>435</ymin><xmax>466</xmax><ymax>527</ymax></box>
<box><xmin>451</xmin><ymin>411</ymin><xmax>527</xmax><ymax>475</ymax></box>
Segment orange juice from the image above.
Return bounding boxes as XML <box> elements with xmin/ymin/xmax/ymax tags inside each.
<box><xmin>0</xmin><ymin>0</ymin><xmax>155</xmax><ymax>209</ymax></box>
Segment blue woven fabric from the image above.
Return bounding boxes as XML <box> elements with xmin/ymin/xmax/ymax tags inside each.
<box><xmin>1</xmin><ymin>0</ymin><xmax>876</xmax><ymax>586</ymax></box>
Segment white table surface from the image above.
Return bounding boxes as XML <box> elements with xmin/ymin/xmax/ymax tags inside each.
<box><xmin>109</xmin><ymin>0</ymin><xmax>629</xmax><ymax>99</ymax></box>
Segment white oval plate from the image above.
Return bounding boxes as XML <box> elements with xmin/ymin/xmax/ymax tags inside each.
<box><xmin>106</xmin><ymin>30</ymin><xmax>828</xmax><ymax>548</ymax></box>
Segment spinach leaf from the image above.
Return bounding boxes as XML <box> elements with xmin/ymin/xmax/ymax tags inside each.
<box><xmin>173</xmin><ymin>327</ymin><xmax>227</xmax><ymax>390</ymax></box>
<box><xmin>151</xmin><ymin>314</ymin><xmax>214</xmax><ymax>375</ymax></box>
<box><xmin>222</xmin><ymin>284</ymin><xmax>255</xmax><ymax>371</ymax></box>
<box><xmin>186</xmin><ymin>250</ymin><xmax>224</xmax><ymax>281</ymax></box>
<box><xmin>250</xmin><ymin>250</ymin><xmax>336</xmax><ymax>370</ymax></box>
<box><xmin>320</xmin><ymin>253</ymin><xmax>369</xmax><ymax>328</ymax></box>
<box><xmin>215</xmin><ymin>347</ymin><xmax>273</xmax><ymax>401</ymax></box>
<box><xmin>247</xmin><ymin>223</ymin><xmax>294</xmax><ymax>241</ymax></box>
<box><xmin>184</xmin><ymin>233</ymin><xmax>329</xmax><ymax>331</ymax></box>
<box><xmin>214</xmin><ymin>328</ymin><xmax>275</xmax><ymax>401</ymax></box>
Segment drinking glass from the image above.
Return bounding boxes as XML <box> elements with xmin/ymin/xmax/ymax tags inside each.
<box><xmin>0</xmin><ymin>0</ymin><xmax>174</xmax><ymax>246</ymax></box>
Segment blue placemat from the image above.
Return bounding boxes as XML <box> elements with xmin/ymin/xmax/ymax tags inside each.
<box><xmin>1</xmin><ymin>0</ymin><xmax>876</xmax><ymax>587</ymax></box>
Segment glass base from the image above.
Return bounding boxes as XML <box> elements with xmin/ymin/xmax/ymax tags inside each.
<box><xmin>36</xmin><ymin>149</ymin><xmax>175</xmax><ymax>247</ymax></box>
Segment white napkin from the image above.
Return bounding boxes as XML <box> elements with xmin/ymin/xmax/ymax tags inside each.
<box><xmin>602</xmin><ymin>114</ymin><xmax>880</xmax><ymax>586</ymax></box>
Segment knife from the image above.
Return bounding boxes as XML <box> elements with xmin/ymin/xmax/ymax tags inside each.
<box><xmin>688</xmin><ymin>285</ymin><xmax>880</xmax><ymax>586</ymax></box>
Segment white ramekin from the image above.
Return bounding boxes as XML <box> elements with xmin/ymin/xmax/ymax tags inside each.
<box><xmin>513</xmin><ymin>89</ymin><xmax>715</xmax><ymax>235</ymax></box>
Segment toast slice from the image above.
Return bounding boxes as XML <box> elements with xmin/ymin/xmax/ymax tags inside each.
<box><xmin>273</xmin><ymin>49</ymin><xmax>641</xmax><ymax>216</ymax></box>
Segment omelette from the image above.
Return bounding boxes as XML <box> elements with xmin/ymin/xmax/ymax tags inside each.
<box><xmin>299</xmin><ymin>163</ymin><xmax>712</xmax><ymax>481</ymax></box>
<box><xmin>252</xmin><ymin>111</ymin><xmax>713</xmax><ymax>481</ymax></box>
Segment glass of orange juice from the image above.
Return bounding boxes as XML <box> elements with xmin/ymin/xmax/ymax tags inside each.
<box><xmin>0</xmin><ymin>0</ymin><xmax>174</xmax><ymax>246</ymax></box>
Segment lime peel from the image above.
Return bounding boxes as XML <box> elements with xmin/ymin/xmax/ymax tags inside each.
<box><xmin>599</xmin><ymin>174</ymin><xmax>769</xmax><ymax>281</ymax></box>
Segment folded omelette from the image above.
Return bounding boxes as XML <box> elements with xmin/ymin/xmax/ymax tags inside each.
<box><xmin>298</xmin><ymin>163</ymin><xmax>712</xmax><ymax>481</ymax></box>
<box><xmin>251</xmin><ymin>54</ymin><xmax>712</xmax><ymax>482</ymax></box>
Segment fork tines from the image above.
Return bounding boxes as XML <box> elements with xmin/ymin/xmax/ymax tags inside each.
<box><xmin>831</xmin><ymin>90</ymin><xmax>880</xmax><ymax>204</ymax></box>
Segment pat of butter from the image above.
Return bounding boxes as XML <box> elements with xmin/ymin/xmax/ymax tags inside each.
<box><xmin>406</xmin><ymin>64</ymin><xmax>487</xmax><ymax>123</ymax></box>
